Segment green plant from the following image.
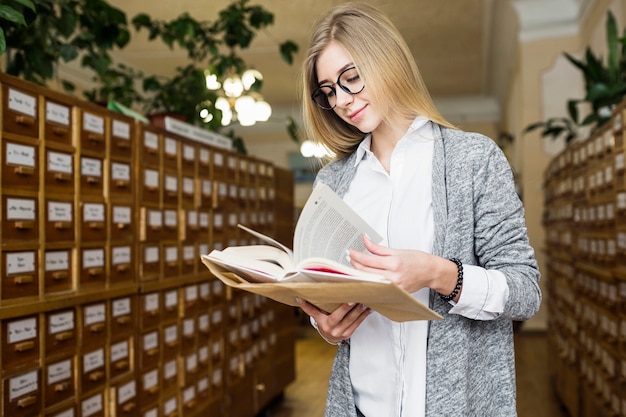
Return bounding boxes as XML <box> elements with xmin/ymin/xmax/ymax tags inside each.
<box><xmin>524</xmin><ymin>10</ymin><xmax>626</xmax><ymax>144</ymax></box>
<box><xmin>0</xmin><ymin>0</ymin><xmax>35</xmax><ymax>54</ymax></box>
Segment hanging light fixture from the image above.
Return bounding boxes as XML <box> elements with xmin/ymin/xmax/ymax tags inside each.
<box><xmin>205</xmin><ymin>68</ymin><xmax>272</xmax><ymax>127</ymax></box>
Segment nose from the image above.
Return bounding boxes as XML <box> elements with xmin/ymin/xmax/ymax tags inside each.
<box><xmin>334</xmin><ymin>87</ymin><xmax>353</xmax><ymax>108</ymax></box>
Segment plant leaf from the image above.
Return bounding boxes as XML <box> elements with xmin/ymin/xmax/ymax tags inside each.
<box><xmin>0</xmin><ymin>5</ymin><xmax>27</xmax><ymax>26</ymax></box>
<box><xmin>280</xmin><ymin>40</ymin><xmax>299</xmax><ymax>65</ymax></box>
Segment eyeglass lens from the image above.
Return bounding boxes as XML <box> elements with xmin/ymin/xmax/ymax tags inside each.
<box><xmin>312</xmin><ymin>67</ymin><xmax>365</xmax><ymax>110</ymax></box>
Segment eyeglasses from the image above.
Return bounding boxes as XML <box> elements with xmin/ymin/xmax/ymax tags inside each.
<box><xmin>311</xmin><ymin>66</ymin><xmax>365</xmax><ymax>110</ymax></box>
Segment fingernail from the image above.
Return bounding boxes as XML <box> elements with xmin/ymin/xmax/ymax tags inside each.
<box><xmin>295</xmin><ymin>297</ymin><xmax>300</xmax><ymax>303</ymax></box>
<box><xmin>364</xmin><ymin>233</ymin><xmax>371</xmax><ymax>241</ymax></box>
<box><xmin>361</xmin><ymin>304</ymin><xmax>368</xmax><ymax>311</ymax></box>
<box><xmin>348</xmin><ymin>302</ymin><xmax>355</xmax><ymax>306</ymax></box>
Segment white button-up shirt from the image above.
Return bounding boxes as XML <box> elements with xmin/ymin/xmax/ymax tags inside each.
<box><xmin>342</xmin><ymin>116</ymin><xmax>509</xmax><ymax>417</ymax></box>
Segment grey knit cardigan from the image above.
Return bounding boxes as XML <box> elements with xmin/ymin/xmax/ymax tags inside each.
<box><xmin>313</xmin><ymin>125</ymin><xmax>542</xmax><ymax>417</ymax></box>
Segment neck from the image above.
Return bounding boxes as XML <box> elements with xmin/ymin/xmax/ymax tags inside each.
<box><xmin>370</xmin><ymin>117</ymin><xmax>412</xmax><ymax>168</ymax></box>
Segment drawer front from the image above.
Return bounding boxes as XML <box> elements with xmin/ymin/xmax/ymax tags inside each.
<box><xmin>140</xmin><ymin>167</ymin><xmax>161</xmax><ymax>205</ymax></box>
<box><xmin>138</xmin><ymin>127</ymin><xmax>161</xmax><ymax>167</ymax></box>
<box><xmin>2</xmin><ymin>315</ymin><xmax>40</xmax><ymax>370</ymax></box>
<box><xmin>162</xmin><ymin>208</ymin><xmax>179</xmax><ymax>241</ymax></box>
<box><xmin>78</xmin><ymin>110</ymin><xmax>106</xmax><ymax>154</ymax></box>
<box><xmin>44</xmin><ymin>149</ymin><xmax>75</xmax><ymax>194</ymax></box>
<box><xmin>109</xmin><ymin>244</ymin><xmax>135</xmax><ymax>285</ymax></box>
<box><xmin>161</xmin><ymin>321</ymin><xmax>179</xmax><ymax>361</ymax></box>
<box><xmin>138</xmin><ymin>329</ymin><xmax>160</xmax><ymax>370</ymax></box>
<box><xmin>44</xmin><ymin>356</ymin><xmax>76</xmax><ymax>408</ymax></box>
<box><xmin>109</xmin><ymin>204</ymin><xmax>134</xmax><ymax>242</ymax></box>
<box><xmin>78</xmin><ymin>247</ymin><xmax>106</xmax><ymax>288</ymax></box>
<box><xmin>2</xmin><ymin>194</ymin><xmax>39</xmax><ymax>242</ymax></box>
<box><xmin>45</xmin><ymin>309</ymin><xmax>77</xmax><ymax>356</ymax></box>
<box><xmin>80</xmin><ymin>302</ymin><xmax>108</xmax><ymax>348</ymax></box>
<box><xmin>79</xmin><ymin>201</ymin><xmax>107</xmax><ymax>242</ymax></box>
<box><xmin>162</xmin><ymin>171</ymin><xmax>180</xmax><ymax>207</ymax></box>
<box><xmin>107</xmin><ymin>159</ymin><xmax>133</xmax><ymax>199</ymax></box>
<box><xmin>181</xmin><ymin>175</ymin><xmax>196</xmax><ymax>207</ymax></box>
<box><xmin>139</xmin><ymin>292</ymin><xmax>161</xmax><ymax>329</ymax></box>
<box><xmin>138</xmin><ymin>368</ymin><xmax>160</xmax><ymax>406</ymax></box>
<box><xmin>181</xmin><ymin>243</ymin><xmax>196</xmax><ymax>276</ymax></box>
<box><xmin>162</xmin><ymin>243</ymin><xmax>180</xmax><ymax>279</ymax></box>
<box><xmin>139</xmin><ymin>244</ymin><xmax>161</xmax><ymax>282</ymax></box>
<box><xmin>110</xmin><ymin>296</ymin><xmax>136</xmax><ymax>337</ymax></box>
<box><xmin>3</xmin><ymin>368</ymin><xmax>41</xmax><ymax>417</ymax></box>
<box><xmin>80</xmin><ymin>390</ymin><xmax>105</xmax><ymax>417</ymax></box>
<box><xmin>181</xmin><ymin>142</ymin><xmax>197</xmax><ymax>175</ymax></box>
<box><xmin>162</xmin><ymin>289</ymin><xmax>179</xmax><ymax>323</ymax></box>
<box><xmin>140</xmin><ymin>207</ymin><xmax>164</xmax><ymax>242</ymax></box>
<box><xmin>79</xmin><ymin>156</ymin><xmax>104</xmax><ymax>196</ymax></box>
<box><xmin>44</xmin><ymin>249</ymin><xmax>73</xmax><ymax>294</ymax></box>
<box><xmin>2</xmin><ymin>139</ymin><xmax>39</xmax><ymax>190</ymax></box>
<box><xmin>45</xmin><ymin>198</ymin><xmax>75</xmax><ymax>242</ymax></box>
<box><xmin>43</xmin><ymin>98</ymin><xmax>73</xmax><ymax>145</ymax></box>
<box><xmin>109</xmin><ymin>117</ymin><xmax>133</xmax><ymax>159</ymax></box>
<box><xmin>161</xmin><ymin>358</ymin><xmax>179</xmax><ymax>394</ymax></box>
<box><xmin>109</xmin><ymin>337</ymin><xmax>133</xmax><ymax>381</ymax></box>
<box><xmin>2</xmin><ymin>249</ymin><xmax>39</xmax><ymax>300</ymax></box>
<box><xmin>79</xmin><ymin>347</ymin><xmax>106</xmax><ymax>393</ymax></box>
<box><xmin>112</xmin><ymin>378</ymin><xmax>138</xmax><ymax>416</ymax></box>
<box><xmin>3</xmin><ymin>84</ymin><xmax>39</xmax><ymax>138</ymax></box>
<box><xmin>162</xmin><ymin>136</ymin><xmax>179</xmax><ymax>171</ymax></box>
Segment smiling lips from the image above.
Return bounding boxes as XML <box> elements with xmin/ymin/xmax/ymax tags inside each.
<box><xmin>348</xmin><ymin>105</ymin><xmax>366</xmax><ymax>122</ymax></box>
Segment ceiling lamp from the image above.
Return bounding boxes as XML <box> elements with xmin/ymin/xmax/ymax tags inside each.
<box><xmin>205</xmin><ymin>68</ymin><xmax>272</xmax><ymax>127</ymax></box>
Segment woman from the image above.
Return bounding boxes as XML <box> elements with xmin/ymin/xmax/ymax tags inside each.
<box><xmin>296</xmin><ymin>3</ymin><xmax>542</xmax><ymax>417</ymax></box>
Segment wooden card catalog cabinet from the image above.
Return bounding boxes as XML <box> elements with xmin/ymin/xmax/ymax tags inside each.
<box><xmin>44</xmin><ymin>149</ymin><xmax>75</xmax><ymax>194</ymax></box>
<box><xmin>110</xmin><ymin>118</ymin><xmax>133</xmax><ymax>159</ymax></box>
<box><xmin>2</xmin><ymin>368</ymin><xmax>41</xmax><ymax>416</ymax></box>
<box><xmin>2</xmin><ymin>195</ymin><xmax>39</xmax><ymax>243</ymax></box>
<box><xmin>80</xmin><ymin>391</ymin><xmax>105</xmax><ymax>417</ymax></box>
<box><xmin>79</xmin><ymin>247</ymin><xmax>106</xmax><ymax>287</ymax></box>
<box><xmin>44</xmin><ymin>357</ymin><xmax>75</xmax><ymax>408</ymax></box>
<box><xmin>78</xmin><ymin>110</ymin><xmax>106</xmax><ymax>154</ymax></box>
<box><xmin>162</xmin><ymin>358</ymin><xmax>178</xmax><ymax>392</ymax></box>
<box><xmin>110</xmin><ymin>296</ymin><xmax>135</xmax><ymax>337</ymax></box>
<box><xmin>108</xmin><ymin>160</ymin><xmax>133</xmax><ymax>199</ymax></box>
<box><xmin>109</xmin><ymin>245</ymin><xmax>134</xmax><ymax>285</ymax></box>
<box><xmin>112</xmin><ymin>379</ymin><xmax>137</xmax><ymax>416</ymax></box>
<box><xmin>45</xmin><ymin>198</ymin><xmax>75</xmax><ymax>242</ymax></box>
<box><xmin>2</xmin><ymin>315</ymin><xmax>40</xmax><ymax>369</ymax></box>
<box><xmin>138</xmin><ymin>368</ymin><xmax>159</xmax><ymax>406</ymax></box>
<box><xmin>81</xmin><ymin>302</ymin><xmax>107</xmax><ymax>348</ymax></box>
<box><xmin>2</xmin><ymin>85</ymin><xmax>38</xmax><ymax>138</ymax></box>
<box><xmin>2</xmin><ymin>249</ymin><xmax>38</xmax><ymax>299</ymax></box>
<box><xmin>45</xmin><ymin>309</ymin><xmax>76</xmax><ymax>356</ymax></box>
<box><xmin>2</xmin><ymin>139</ymin><xmax>39</xmax><ymax>190</ymax></box>
<box><xmin>44</xmin><ymin>249</ymin><xmax>73</xmax><ymax>294</ymax></box>
<box><xmin>109</xmin><ymin>205</ymin><xmax>133</xmax><ymax>242</ymax></box>
<box><xmin>80</xmin><ymin>202</ymin><xmax>106</xmax><ymax>241</ymax></box>
<box><xmin>44</xmin><ymin>98</ymin><xmax>72</xmax><ymax>146</ymax></box>
<box><xmin>80</xmin><ymin>347</ymin><xmax>106</xmax><ymax>392</ymax></box>
<box><xmin>79</xmin><ymin>156</ymin><xmax>104</xmax><ymax>196</ymax></box>
<box><xmin>109</xmin><ymin>338</ymin><xmax>132</xmax><ymax>381</ymax></box>
<box><xmin>139</xmin><ymin>244</ymin><xmax>161</xmax><ymax>282</ymax></box>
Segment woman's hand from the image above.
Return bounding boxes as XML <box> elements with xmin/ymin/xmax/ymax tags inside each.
<box><xmin>297</xmin><ymin>298</ymin><xmax>371</xmax><ymax>344</ymax></box>
<box><xmin>349</xmin><ymin>235</ymin><xmax>459</xmax><ymax>297</ymax></box>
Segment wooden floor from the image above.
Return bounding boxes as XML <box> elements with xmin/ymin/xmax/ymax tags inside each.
<box><xmin>263</xmin><ymin>321</ymin><xmax>570</xmax><ymax>417</ymax></box>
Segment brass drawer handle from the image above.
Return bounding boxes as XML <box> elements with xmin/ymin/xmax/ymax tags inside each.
<box><xmin>115</xmin><ymin>140</ymin><xmax>130</xmax><ymax>149</ymax></box>
<box><xmin>17</xmin><ymin>395</ymin><xmax>37</xmax><ymax>408</ymax></box>
<box><xmin>88</xmin><ymin>222</ymin><xmax>104</xmax><ymax>230</ymax></box>
<box><xmin>54</xmin><ymin>172</ymin><xmax>71</xmax><ymax>182</ymax></box>
<box><xmin>148</xmin><ymin>385</ymin><xmax>159</xmax><ymax>394</ymax></box>
<box><xmin>116</xmin><ymin>315</ymin><xmax>130</xmax><ymax>325</ymax></box>
<box><xmin>148</xmin><ymin>309</ymin><xmax>158</xmax><ymax>317</ymax></box>
<box><xmin>115</xmin><ymin>180</ymin><xmax>129</xmax><ymax>188</ymax></box>
<box><xmin>116</xmin><ymin>222</ymin><xmax>128</xmax><ymax>230</ymax></box>
<box><xmin>15</xmin><ymin>115</ymin><xmax>35</xmax><ymax>126</ymax></box>
<box><xmin>166</xmin><ymin>340</ymin><xmax>178</xmax><ymax>348</ymax></box>
<box><xmin>14</xmin><ymin>340</ymin><xmax>35</xmax><ymax>352</ymax></box>
<box><xmin>122</xmin><ymin>402</ymin><xmax>136</xmax><ymax>413</ymax></box>
<box><xmin>13</xmin><ymin>275</ymin><xmax>34</xmax><ymax>285</ymax></box>
<box><xmin>115</xmin><ymin>360</ymin><xmax>129</xmax><ymax>370</ymax></box>
<box><xmin>89</xmin><ymin>370</ymin><xmax>104</xmax><ymax>381</ymax></box>
<box><xmin>87</xmin><ymin>134</ymin><xmax>104</xmax><ymax>143</ymax></box>
<box><xmin>14</xmin><ymin>221</ymin><xmax>34</xmax><ymax>230</ymax></box>
<box><xmin>52</xmin><ymin>126</ymin><xmax>68</xmax><ymax>136</ymax></box>
<box><xmin>14</xmin><ymin>166</ymin><xmax>34</xmax><ymax>176</ymax></box>
<box><xmin>86</xmin><ymin>176</ymin><xmax>100</xmax><ymax>184</ymax></box>
<box><xmin>146</xmin><ymin>348</ymin><xmax>159</xmax><ymax>357</ymax></box>
<box><xmin>116</xmin><ymin>264</ymin><xmax>130</xmax><ymax>273</ymax></box>
<box><xmin>52</xmin><ymin>271</ymin><xmax>68</xmax><ymax>280</ymax></box>
<box><xmin>149</xmin><ymin>225</ymin><xmax>162</xmax><ymax>231</ymax></box>
<box><xmin>54</xmin><ymin>221</ymin><xmax>71</xmax><ymax>230</ymax></box>
<box><xmin>88</xmin><ymin>267</ymin><xmax>103</xmax><ymax>277</ymax></box>
<box><xmin>167</xmin><ymin>411</ymin><xmax>179</xmax><ymax>417</ymax></box>
<box><xmin>166</xmin><ymin>261</ymin><xmax>177</xmax><ymax>268</ymax></box>
<box><xmin>54</xmin><ymin>382</ymin><xmax>69</xmax><ymax>392</ymax></box>
<box><xmin>89</xmin><ymin>323</ymin><xmax>105</xmax><ymax>333</ymax></box>
<box><xmin>185</xmin><ymin>400</ymin><xmax>196</xmax><ymax>409</ymax></box>
<box><xmin>256</xmin><ymin>383</ymin><xmax>266</xmax><ymax>392</ymax></box>
<box><xmin>55</xmin><ymin>331</ymin><xmax>73</xmax><ymax>341</ymax></box>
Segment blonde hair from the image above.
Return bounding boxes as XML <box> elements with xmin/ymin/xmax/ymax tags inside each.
<box><xmin>302</xmin><ymin>2</ymin><xmax>455</xmax><ymax>159</ymax></box>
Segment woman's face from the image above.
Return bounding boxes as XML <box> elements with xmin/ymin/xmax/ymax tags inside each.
<box><xmin>315</xmin><ymin>41</ymin><xmax>383</xmax><ymax>133</ymax></box>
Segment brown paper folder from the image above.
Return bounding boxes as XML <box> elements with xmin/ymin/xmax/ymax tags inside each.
<box><xmin>203</xmin><ymin>257</ymin><xmax>442</xmax><ymax>323</ymax></box>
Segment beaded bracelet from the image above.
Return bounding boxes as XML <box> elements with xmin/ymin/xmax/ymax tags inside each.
<box><xmin>439</xmin><ymin>258</ymin><xmax>463</xmax><ymax>302</ymax></box>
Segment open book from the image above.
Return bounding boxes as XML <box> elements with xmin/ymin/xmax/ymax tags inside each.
<box><xmin>201</xmin><ymin>183</ymin><xmax>441</xmax><ymax>322</ymax></box>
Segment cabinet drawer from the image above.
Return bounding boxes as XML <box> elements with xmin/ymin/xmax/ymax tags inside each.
<box><xmin>109</xmin><ymin>244</ymin><xmax>134</xmax><ymax>285</ymax></box>
<box><xmin>2</xmin><ymin>139</ymin><xmax>39</xmax><ymax>190</ymax></box>
<box><xmin>80</xmin><ymin>302</ymin><xmax>108</xmax><ymax>348</ymax></box>
<box><xmin>181</xmin><ymin>317</ymin><xmax>197</xmax><ymax>355</ymax></box>
<box><xmin>181</xmin><ymin>243</ymin><xmax>196</xmax><ymax>276</ymax></box>
<box><xmin>163</xmin><ymin>136</ymin><xmax>179</xmax><ymax>171</ymax></box>
<box><xmin>2</xmin><ymin>194</ymin><xmax>39</xmax><ymax>243</ymax></box>
<box><xmin>2</xmin><ymin>315</ymin><xmax>40</xmax><ymax>369</ymax></box>
<box><xmin>3</xmin><ymin>368</ymin><xmax>41</xmax><ymax>417</ymax></box>
<box><xmin>161</xmin><ymin>358</ymin><xmax>179</xmax><ymax>394</ymax></box>
<box><xmin>162</xmin><ymin>321</ymin><xmax>179</xmax><ymax>361</ymax></box>
<box><xmin>111</xmin><ymin>378</ymin><xmax>138</xmax><ymax>416</ymax></box>
<box><xmin>109</xmin><ymin>337</ymin><xmax>133</xmax><ymax>381</ymax></box>
<box><xmin>2</xmin><ymin>249</ymin><xmax>39</xmax><ymax>300</ymax></box>
<box><xmin>138</xmin><ymin>329</ymin><xmax>160</xmax><ymax>370</ymax></box>
<box><xmin>181</xmin><ymin>175</ymin><xmax>196</xmax><ymax>208</ymax></box>
<box><xmin>199</xmin><ymin>178</ymin><xmax>213</xmax><ymax>208</ymax></box>
<box><xmin>162</xmin><ymin>288</ymin><xmax>179</xmax><ymax>323</ymax></box>
<box><xmin>138</xmin><ymin>126</ymin><xmax>161</xmax><ymax>167</ymax></box>
<box><xmin>44</xmin><ymin>249</ymin><xmax>73</xmax><ymax>294</ymax></box>
<box><xmin>79</xmin><ymin>156</ymin><xmax>104</xmax><ymax>196</ymax></box>
<box><xmin>162</xmin><ymin>243</ymin><xmax>180</xmax><ymax>279</ymax></box>
<box><xmin>110</xmin><ymin>296</ymin><xmax>136</xmax><ymax>337</ymax></box>
<box><xmin>110</xmin><ymin>117</ymin><xmax>133</xmax><ymax>159</ymax></box>
<box><xmin>138</xmin><ymin>368</ymin><xmax>160</xmax><ymax>406</ymax></box>
<box><xmin>107</xmin><ymin>160</ymin><xmax>133</xmax><ymax>199</ymax></box>
<box><xmin>140</xmin><ymin>167</ymin><xmax>161</xmax><ymax>205</ymax></box>
<box><xmin>181</xmin><ymin>142</ymin><xmax>197</xmax><ymax>175</ymax></box>
<box><xmin>44</xmin><ymin>98</ymin><xmax>72</xmax><ymax>145</ymax></box>
<box><xmin>181</xmin><ymin>385</ymin><xmax>198</xmax><ymax>414</ymax></box>
<box><xmin>78</xmin><ymin>247</ymin><xmax>106</xmax><ymax>287</ymax></box>
<box><xmin>44</xmin><ymin>404</ymin><xmax>77</xmax><ymax>417</ymax></box>
<box><xmin>3</xmin><ymin>84</ymin><xmax>38</xmax><ymax>138</ymax></box>
<box><xmin>79</xmin><ymin>201</ymin><xmax>107</xmax><ymax>242</ymax></box>
<box><xmin>162</xmin><ymin>208</ymin><xmax>179</xmax><ymax>241</ymax></box>
<box><xmin>79</xmin><ymin>347</ymin><xmax>106</xmax><ymax>393</ymax></box>
<box><xmin>139</xmin><ymin>244</ymin><xmax>161</xmax><ymax>281</ymax></box>
<box><xmin>44</xmin><ymin>356</ymin><xmax>76</xmax><ymax>408</ymax></box>
<box><xmin>163</xmin><ymin>171</ymin><xmax>180</xmax><ymax>207</ymax></box>
<box><xmin>44</xmin><ymin>149</ymin><xmax>75</xmax><ymax>194</ymax></box>
<box><xmin>212</xmin><ymin>149</ymin><xmax>226</xmax><ymax>180</ymax></box>
<box><xmin>80</xmin><ymin>390</ymin><xmax>105</xmax><ymax>417</ymax></box>
<box><xmin>78</xmin><ymin>110</ymin><xmax>106</xmax><ymax>154</ymax></box>
<box><xmin>139</xmin><ymin>292</ymin><xmax>161</xmax><ymax>329</ymax></box>
<box><xmin>45</xmin><ymin>198</ymin><xmax>75</xmax><ymax>243</ymax></box>
<box><xmin>181</xmin><ymin>210</ymin><xmax>200</xmax><ymax>242</ymax></box>
<box><xmin>109</xmin><ymin>204</ymin><xmax>134</xmax><ymax>242</ymax></box>
<box><xmin>162</xmin><ymin>391</ymin><xmax>179</xmax><ymax>417</ymax></box>
<box><xmin>45</xmin><ymin>309</ymin><xmax>76</xmax><ymax>356</ymax></box>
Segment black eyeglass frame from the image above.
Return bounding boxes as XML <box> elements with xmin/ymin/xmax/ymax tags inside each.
<box><xmin>311</xmin><ymin>66</ymin><xmax>365</xmax><ymax>110</ymax></box>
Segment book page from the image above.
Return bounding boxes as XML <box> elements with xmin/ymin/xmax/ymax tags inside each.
<box><xmin>293</xmin><ymin>183</ymin><xmax>382</xmax><ymax>264</ymax></box>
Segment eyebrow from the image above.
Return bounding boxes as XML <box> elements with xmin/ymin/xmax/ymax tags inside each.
<box><xmin>317</xmin><ymin>63</ymin><xmax>355</xmax><ymax>86</ymax></box>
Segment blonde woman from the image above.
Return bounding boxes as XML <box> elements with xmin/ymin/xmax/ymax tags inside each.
<box><xmin>296</xmin><ymin>3</ymin><xmax>541</xmax><ymax>416</ymax></box>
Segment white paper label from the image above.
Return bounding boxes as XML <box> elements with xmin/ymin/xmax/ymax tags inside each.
<box><xmin>145</xmin><ymin>246</ymin><xmax>159</xmax><ymax>263</ymax></box>
<box><xmin>112</xmin><ymin>297</ymin><xmax>131</xmax><ymax>317</ymax></box>
<box><xmin>144</xmin><ymin>169</ymin><xmax>158</xmax><ymax>187</ymax></box>
<box><xmin>165</xmin><ymin>137</ymin><xmax>177</xmax><ymax>155</ymax></box>
<box><xmin>112</xmin><ymin>246</ymin><xmax>131</xmax><ymax>265</ymax></box>
<box><xmin>111</xmin><ymin>340</ymin><xmax>129</xmax><ymax>362</ymax></box>
<box><xmin>183</xmin><ymin>386</ymin><xmax>196</xmax><ymax>403</ymax></box>
<box><xmin>6</xmin><ymin>251</ymin><xmax>35</xmax><ymax>274</ymax></box>
<box><xmin>48</xmin><ymin>151</ymin><xmax>73</xmax><ymax>174</ymax></box>
<box><xmin>49</xmin><ymin>310</ymin><xmax>74</xmax><ymax>334</ymax></box>
<box><xmin>117</xmin><ymin>380</ymin><xmax>136</xmax><ymax>404</ymax></box>
<box><xmin>81</xmin><ymin>393</ymin><xmax>103</xmax><ymax>417</ymax></box>
<box><xmin>8</xmin><ymin>88</ymin><xmax>36</xmax><ymax>116</ymax></box>
<box><xmin>112</xmin><ymin>120</ymin><xmax>130</xmax><ymax>139</ymax></box>
<box><xmin>183</xmin><ymin>144</ymin><xmax>195</xmax><ymax>161</ymax></box>
<box><xmin>6</xmin><ymin>197</ymin><xmax>36</xmax><ymax>220</ymax></box>
<box><xmin>143</xmin><ymin>369</ymin><xmax>158</xmax><ymax>390</ymax></box>
<box><xmin>53</xmin><ymin>408</ymin><xmax>74</xmax><ymax>417</ymax></box>
<box><xmin>165</xmin><ymin>246</ymin><xmax>178</xmax><ymax>262</ymax></box>
<box><xmin>111</xmin><ymin>162</ymin><xmax>131</xmax><ymax>181</ymax></box>
<box><xmin>8</xmin><ymin>317</ymin><xmax>37</xmax><ymax>343</ymax></box>
<box><xmin>84</xmin><ymin>304</ymin><xmax>105</xmax><ymax>326</ymax></box>
<box><xmin>83</xmin><ymin>112</ymin><xmax>104</xmax><ymax>135</ymax></box>
<box><xmin>183</xmin><ymin>177</ymin><xmax>194</xmax><ymax>194</ymax></box>
<box><xmin>81</xmin><ymin>157</ymin><xmax>102</xmax><ymax>177</ymax></box>
<box><xmin>47</xmin><ymin>359</ymin><xmax>71</xmax><ymax>385</ymax></box>
<box><xmin>165</xmin><ymin>175</ymin><xmax>177</xmax><ymax>192</ymax></box>
<box><xmin>9</xmin><ymin>370</ymin><xmax>38</xmax><ymax>401</ymax></box>
<box><xmin>48</xmin><ymin>201</ymin><xmax>72</xmax><ymax>222</ymax></box>
<box><xmin>165</xmin><ymin>325</ymin><xmax>177</xmax><ymax>343</ymax></box>
<box><xmin>184</xmin><ymin>245</ymin><xmax>194</xmax><ymax>261</ymax></box>
<box><xmin>83</xmin><ymin>203</ymin><xmax>104</xmax><ymax>222</ymax></box>
<box><xmin>46</xmin><ymin>101</ymin><xmax>70</xmax><ymax>125</ymax></box>
<box><xmin>185</xmin><ymin>285</ymin><xmax>198</xmax><ymax>301</ymax></box>
<box><xmin>113</xmin><ymin>206</ymin><xmax>131</xmax><ymax>224</ymax></box>
<box><xmin>148</xmin><ymin>209</ymin><xmax>162</xmax><ymax>227</ymax></box>
<box><xmin>165</xmin><ymin>290</ymin><xmax>178</xmax><ymax>308</ymax></box>
<box><xmin>144</xmin><ymin>293</ymin><xmax>159</xmax><ymax>311</ymax></box>
<box><xmin>82</xmin><ymin>249</ymin><xmax>104</xmax><ymax>268</ymax></box>
<box><xmin>83</xmin><ymin>348</ymin><xmax>104</xmax><ymax>373</ymax></box>
<box><xmin>164</xmin><ymin>209</ymin><xmax>177</xmax><ymax>227</ymax></box>
<box><xmin>164</xmin><ymin>359</ymin><xmax>177</xmax><ymax>379</ymax></box>
<box><xmin>143</xmin><ymin>331</ymin><xmax>158</xmax><ymax>350</ymax></box>
<box><xmin>45</xmin><ymin>251</ymin><xmax>69</xmax><ymax>272</ymax></box>
<box><xmin>144</xmin><ymin>131</ymin><xmax>158</xmax><ymax>149</ymax></box>
<box><xmin>164</xmin><ymin>397</ymin><xmax>177</xmax><ymax>415</ymax></box>
<box><xmin>183</xmin><ymin>318</ymin><xmax>195</xmax><ymax>336</ymax></box>
<box><xmin>200</xmin><ymin>148</ymin><xmax>209</xmax><ymax>164</ymax></box>
<box><xmin>6</xmin><ymin>142</ymin><xmax>36</xmax><ymax>167</ymax></box>
<box><xmin>187</xmin><ymin>210</ymin><xmax>198</xmax><ymax>226</ymax></box>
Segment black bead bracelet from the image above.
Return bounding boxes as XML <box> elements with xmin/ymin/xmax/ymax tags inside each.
<box><xmin>439</xmin><ymin>257</ymin><xmax>463</xmax><ymax>302</ymax></box>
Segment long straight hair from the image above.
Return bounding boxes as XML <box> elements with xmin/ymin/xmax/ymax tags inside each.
<box><xmin>302</xmin><ymin>2</ymin><xmax>455</xmax><ymax>159</ymax></box>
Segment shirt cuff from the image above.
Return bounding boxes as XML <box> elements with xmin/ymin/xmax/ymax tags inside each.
<box><xmin>448</xmin><ymin>264</ymin><xmax>509</xmax><ymax>320</ymax></box>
